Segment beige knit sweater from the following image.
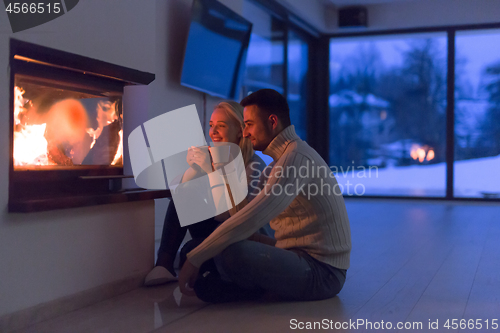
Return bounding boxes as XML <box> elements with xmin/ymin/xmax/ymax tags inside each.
<box><xmin>187</xmin><ymin>125</ymin><xmax>352</xmax><ymax>270</ymax></box>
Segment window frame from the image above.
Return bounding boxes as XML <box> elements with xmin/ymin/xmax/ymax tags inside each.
<box><xmin>327</xmin><ymin>22</ymin><xmax>500</xmax><ymax>202</ymax></box>
<box><xmin>243</xmin><ymin>0</ymin><xmax>319</xmax><ymax>145</ymax></box>
<box><xmin>247</xmin><ymin>1</ymin><xmax>500</xmax><ymax>202</ymax></box>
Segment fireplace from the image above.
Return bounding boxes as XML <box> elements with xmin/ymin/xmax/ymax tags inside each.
<box><xmin>9</xmin><ymin>39</ymin><xmax>163</xmax><ymax>212</ymax></box>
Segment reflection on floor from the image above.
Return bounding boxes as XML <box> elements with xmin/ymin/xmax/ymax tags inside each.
<box><xmin>16</xmin><ymin>199</ymin><xmax>500</xmax><ymax>333</ymax></box>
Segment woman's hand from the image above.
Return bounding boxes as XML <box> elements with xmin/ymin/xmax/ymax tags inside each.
<box><xmin>187</xmin><ymin>146</ymin><xmax>213</xmax><ymax>174</ymax></box>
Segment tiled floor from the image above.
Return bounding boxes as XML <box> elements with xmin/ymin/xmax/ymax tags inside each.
<box><xmin>16</xmin><ymin>199</ymin><xmax>500</xmax><ymax>332</ymax></box>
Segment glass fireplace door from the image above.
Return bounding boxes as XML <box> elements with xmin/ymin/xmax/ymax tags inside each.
<box><xmin>14</xmin><ymin>75</ymin><xmax>123</xmax><ymax>170</ymax></box>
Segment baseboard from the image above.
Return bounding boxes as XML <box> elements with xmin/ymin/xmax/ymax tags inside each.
<box><xmin>0</xmin><ymin>271</ymin><xmax>147</xmax><ymax>332</ymax></box>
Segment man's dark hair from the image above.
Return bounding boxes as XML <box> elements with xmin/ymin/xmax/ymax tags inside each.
<box><xmin>240</xmin><ymin>89</ymin><xmax>291</xmax><ymax>127</ymax></box>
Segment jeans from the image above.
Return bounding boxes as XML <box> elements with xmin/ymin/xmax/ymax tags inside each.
<box><xmin>195</xmin><ymin>240</ymin><xmax>346</xmax><ymax>302</ymax></box>
<box><xmin>156</xmin><ymin>201</ymin><xmax>220</xmax><ymax>271</ymax></box>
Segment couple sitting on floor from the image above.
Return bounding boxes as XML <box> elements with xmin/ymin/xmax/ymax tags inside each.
<box><xmin>145</xmin><ymin>89</ymin><xmax>352</xmax><ymax>303</ymax></box>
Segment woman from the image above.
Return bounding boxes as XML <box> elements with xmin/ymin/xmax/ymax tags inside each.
<box><xmin>144</xmin><ymin>101</ymin><xmax>268</xmax><ymax>286</ymax></box>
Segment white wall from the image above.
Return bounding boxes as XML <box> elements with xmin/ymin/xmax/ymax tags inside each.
<box><xmin>358</xmin><ymin>0</ymin><xmax>500</xmax><ymax>32</ymax></box>
<box><xmin>278</xmin><ymin>0</ymin><xmax>500</xmax><ymax>33</ymax></box>
<box><xmin>278</xmin><ymin>0</ymin><xmax>327</xmax><ymax>32</ymax></box>
<box><xmin>152</xmin><ymin>0</ymin><xmax>242</xmax><ymax>231</ymax></box>
<box><xmin>0</xmin><ymin>0</ymin><xmax>175</xmax><ymax>318</ymax></box>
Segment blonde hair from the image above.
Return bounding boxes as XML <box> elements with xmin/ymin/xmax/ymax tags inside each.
<box><xmin>214</xmin><ymin>101</ymin><xmax>254</xmax><ymax>166</ymax></box>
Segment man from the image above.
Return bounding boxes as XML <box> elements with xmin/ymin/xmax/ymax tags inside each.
<box><xmin>179</xmin><ymin>89</ymin><xmax>351</xmax><ymax>302</ymax></box>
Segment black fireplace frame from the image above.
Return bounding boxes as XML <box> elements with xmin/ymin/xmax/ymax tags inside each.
<box><xmin>8</xmin><ymin>39</ymin><xmax>165</xmax><ymax>212</ymax></box>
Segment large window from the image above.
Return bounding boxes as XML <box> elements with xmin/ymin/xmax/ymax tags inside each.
<box><xmin>241</xmin><ymin>2</ymin><xmax>498</xmax><ymax>201</ymax></box>
<box><xmin>241</xmin><ymin>0</ymin><xmax>313</xmax><ymax>164</ymax></box>
<box><xmin>454</xmin><ymin>29</ymin><xmax>500</xmax><ymax>198</ymax></box>
<box><xmin>329</xmin><ymin>26</ymin><xmax>500</xmax><ymax>200</ymax></box>
<box><xmin>329</xmin><ymin>33</ymin><xmax>447</xmax><ymax>196</ymax></box>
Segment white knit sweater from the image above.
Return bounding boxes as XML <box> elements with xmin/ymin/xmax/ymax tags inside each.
<box><xmin>187</xmin><ymin>125</ymin><xmax>352</xmax><ymax>269</ymax></box>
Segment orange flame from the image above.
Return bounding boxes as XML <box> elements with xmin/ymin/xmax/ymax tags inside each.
<box><xmin>13</xmin><ymin>86</ymin><xmax>123</xmax><ymax>167</ymax></box>
<box><xmin>111</xmin><ymin>129</ymin><xmax>123</xmax><ymax>165</ymax></box>
<box><xmin>14</xmin><ymin>123</ymin><xmax>53</xmax><ymax>166</ymax></box>
<box><xmin>13</xmin><ymin>87</ymin><xmax>54</xmax><ymax>166</ymax></box>
<box><xmin>14</xmin><ymin>86</ymin><xmax>25</xmax><ymax>125</ymax></box>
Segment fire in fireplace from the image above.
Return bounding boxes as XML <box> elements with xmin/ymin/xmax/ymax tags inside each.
<box><xmin>14</xmin><ymin>79</ymin><xmax>123</xmax><ymax>169</ymax></box>
<box><xmin>9</xmin><ymin>39</ymin><xmax>155</xmax><ymax>212</ymax></box>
